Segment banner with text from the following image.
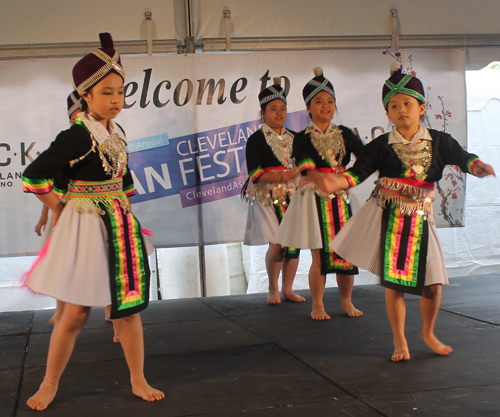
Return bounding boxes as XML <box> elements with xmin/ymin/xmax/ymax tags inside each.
<box><xmin>0</xmin><ymin>49</ymin><xmax>466</xmax><ymax>256</ymax></box>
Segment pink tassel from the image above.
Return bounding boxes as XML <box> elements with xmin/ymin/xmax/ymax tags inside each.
<box><xmin>17</xmin><ymin>236</ymin><xmax>52</xmax><ymax>292</ymax></box>
<box><xmin>141</xmin><ymin>228</ymin><xmax>153</xmax><ymax>237</ymax></box>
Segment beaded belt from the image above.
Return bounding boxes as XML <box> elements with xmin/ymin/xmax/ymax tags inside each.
<box><xmin>66</xmin><ymin>178</ymin><xmax>128</xmax><ymax>214</ymax></box>
<box><xmin>374</xmin><ymin>177</ymin><xmax>434</xmax><ymax>220</ymax></box>
<box><xmin>246</xmin><ymin>166</ymin><xmax>298</xmax><ymax>207</ymax></box>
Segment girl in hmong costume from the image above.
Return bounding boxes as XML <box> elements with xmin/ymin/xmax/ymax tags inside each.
<box><xmin>275</xmin><ymin>68</ymin><xmax>365</xmax><ymax>320</ymax></box>
<box><xmin>23</xmin><ymin>33</ymin><xmax>164</xmax><ymax>410</ymax></box>
<box><xmin>328</xmin><ymin>63</ymin><xmax>495</xmax><ymax>361</ymax></box>
<box><xmin>243</xmin><ymin>77</ymin><xmax>305</xmax><ymax>304</ymax></box>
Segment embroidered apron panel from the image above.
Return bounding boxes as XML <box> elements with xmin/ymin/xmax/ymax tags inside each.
<box><xmin>381</xmin><ymin>205</ymin><xmax>428</xmax><ymax>295</ymax></box>
<box><xmin>100</xmin><ymin>200</ymin><xmax>150</xmax><ymax>319</ymax></box>
<box><xmin>316</xmin><ymin>195</ymin><xmax>358</xmax><ymax>275</ymax></box>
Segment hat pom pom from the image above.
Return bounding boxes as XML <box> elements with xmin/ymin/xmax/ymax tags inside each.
<box><xmin>390</xmin><ymin>61</ymin><xmax>402</xmax><ymax>75</ymax></box>
<box><xmin>99</xmin><ymin>32</ymin><xmax>114</xmax><ymax>49</ymax></box>
<box><xmin>313</xmin><ymin>67</ymin><xmax>323</xmax><ymax>77</ymax></box>
<box><xmin>272</xmin><ymin>76</ymin><xmax>281</xmax><ymax>86</ymax></box>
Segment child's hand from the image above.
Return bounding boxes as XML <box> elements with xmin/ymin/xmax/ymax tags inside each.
<box><xmin>323</xmin><ymin>175</ymin><xmax>348</xmax><ymax>195</ymax></box>
<box><xmin>473</xmin><ymin>162</ymin><xmax>496</xmax><ymax>178</ymax></box>
<box><xmin>35</xmin><ymin>219</ymin><xmax>47</xmax><ymax>236</ymax></box>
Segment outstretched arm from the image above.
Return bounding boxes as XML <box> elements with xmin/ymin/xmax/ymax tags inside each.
<box><xmin>472</xmin><ymin>161</ymin><xmax>495</xmax><ymax>178</ymax></box>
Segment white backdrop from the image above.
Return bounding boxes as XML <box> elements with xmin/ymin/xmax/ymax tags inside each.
<box><xmin>0</xmin><ymin>48</ymin><xmax>466</xmax><ymax>256</ymax></box>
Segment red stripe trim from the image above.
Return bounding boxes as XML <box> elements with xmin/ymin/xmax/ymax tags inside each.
<box><xmin>391</xmin><ymin>177</ymin><xmax>435</xmax><ymax>190</ymax></box>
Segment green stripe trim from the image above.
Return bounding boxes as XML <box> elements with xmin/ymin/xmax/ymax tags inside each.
<box><xmin>73</xmin><ymin>118</ymin><xmax>90</xmax><ymax>133</ymax></box>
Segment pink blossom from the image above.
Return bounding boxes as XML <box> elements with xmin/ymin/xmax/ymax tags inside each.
<box><xmin>452</xmin><ymin>192</ymin><xmax>457</xmax><ymax>199</ymax></box>
<box><xmin>435</xmin><ymin>114</ymin><xmax>443</xmax><ymax>119</ymax></box>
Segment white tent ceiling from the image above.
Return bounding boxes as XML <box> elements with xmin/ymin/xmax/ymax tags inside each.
<box><xmin>0</xmin><ymin>0</ymin><xmax>499</xmax><ymax>68</ymax></box>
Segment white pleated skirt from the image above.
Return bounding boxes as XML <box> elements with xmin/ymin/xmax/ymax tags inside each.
<box><xmin>274</xmin><ymin>183</ymin><xmax>323</xmax><ymax>249</ymax></box>
<box><xmin>243</xmin><ymin>200</ymin><xmax>281</xmax><ymax>245</ymax></box>
<box><xmin>26</xmin><ymin>201</ymin><xmax>154</xmax><ymax>307</ymax></box>
<box><xmin>330</xmin><ymin>196</ymin><xmax>448</xmax><ymax>287</ymax></box>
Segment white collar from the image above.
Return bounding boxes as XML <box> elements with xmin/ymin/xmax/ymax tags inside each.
<box><xmin>389</xmin><ymin>125</ymin><xmax>432</xmax><ymax>145</ymax></box>
<box><xmin>79</xmin><ymin>112</ymin><xmax>126</xmax><ymax>145</ymax></box>
<box><xmin>262</xmin><ymin>123</ymin><xmax>292</xmax><ymax>140</ymax></box>
<box><xmin>305</xmin><ymin>121</ymin><xmax>337</xmax><ymax>135</ymax></box>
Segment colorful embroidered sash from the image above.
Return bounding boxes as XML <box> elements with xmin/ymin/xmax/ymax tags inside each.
<box><xmin>379</xmin><ymin>178</ymin><xmax>431</xmax><ymax>295</ymax></box>
<box><xmin>69</xmin><ymin>178</ymin><xmax>150</xmax><ymax>318</ymax></box>
<box><xmin>100</xmin><ymin>199</ymin><xmax>150</xmax><ymax>318</ymax></box>
<box><xmin>66</xmin><ymin>178</ymin><xmax>126</xmax><ymax>211</ymax></box>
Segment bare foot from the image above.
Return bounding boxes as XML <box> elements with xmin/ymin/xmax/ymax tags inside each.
<box><xmin>104</xmin><ymin>305</ymin><xmax>112</xmax><ymax>322</ymax></box>
<box><xmin>49</xmin><ymin>313</ymin><xmax>60</xmax><ymax>325</ymax></box>
<box><xmin>391</xmin><ymin>339</ymin><xmax>410</xmax><ymax>362</ymax></box>
<box><xmin>267</xmin><ymin>289</ymin><xmax>281</xmax><ymax>304</ymax></box>
<box><xmin>112</xmin><ymin>320</ymin><xmax>121</xmax><ymax>344</ymax></box>
<box><xmin>131</xmin><ymin>379</ymin><xmax>165</xmax><ymax>402</ymax></box>
<box><xmin>392</xmin><ymin>348</ymin><xmax>411</xmax><ymax>362</ymax></box>
<box><xmin>342</xmin><ymin>303</ymin><xmax>363</xmax><ymax>318</ymax></box>
<box><xmin>26</xmin><ymin>378</ymin><xmax>58</xmax><ymax>411</ymax></box>
<box><xmin>421</xmin><ymin>332</ymin><xmax>453</xmax><ymax>356</ymax></box>
<box><xmin>281</xmin><ymin>291</ymin><xmax>306</xmax><ymax>302</ymax></box>
<box><xmin>311</xmin><ymin>306</ymin><xmax>331</xmax><ymax>320</ymax></box>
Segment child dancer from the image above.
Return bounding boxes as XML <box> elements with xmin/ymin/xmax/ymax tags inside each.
<box><xmin>328</xmin><ymin>63</ymin><xmax>495</xmax><ymax>361</ymax></box>
<box><xmin>23</xmin><ymin>33</ymin><xmax>164</xmax><ymax>410</ymax></box>
<box><xmin>35</xmin><ymin>91</ymin><xmax>82</xmax><ymax>325</ymax></box>
<box><xmin>243</xmin><ymin>78</ymin><xmax>304</xmax><ymax>304</ymax></box>
<box><xmin>275</xmin><ymin>68</ymin><xmax>365</xmax><ymax>320</ymax></box>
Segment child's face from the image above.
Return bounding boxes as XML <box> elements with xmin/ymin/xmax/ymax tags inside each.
<box><xmin>82</xmin><ymin>72</ymin><xmax>124</xmax><ymax>122</ymax></box>
<box><xmin>262</xmin><ymin>98</ymin><xmax>287</xmax><ymax>131</ymax></box>
<box><xmin>386</xmin><ymin>94</ymin><xmax>426</xmax><ymax>132</ymax></box>
<box><xmin>307</xmin><ymin>91</ymin><xmax>335</xmax><ymax>125</ymax></box>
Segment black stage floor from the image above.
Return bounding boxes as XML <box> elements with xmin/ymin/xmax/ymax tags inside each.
<box><xmin>2</xmin><ymin>274</ymin><xmax>500</xmax><ymax>417</ymax></box>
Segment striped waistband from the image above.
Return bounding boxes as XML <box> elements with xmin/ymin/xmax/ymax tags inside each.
<box><xmin>68</xmin><ymin>178</ymin><xmax>123</xmax><ymax>198</ymax></box>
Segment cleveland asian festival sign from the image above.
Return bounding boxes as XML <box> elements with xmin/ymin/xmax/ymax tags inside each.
<box><xmin>0</xmin><ymin>49</ymin><xmax>467</xmax><ymax>255</ymax></box>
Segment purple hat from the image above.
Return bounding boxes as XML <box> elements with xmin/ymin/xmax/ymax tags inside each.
<box><xmin>382</xmin><ymin>62</ymin><xmax>425</xmax><ymax>110</ymax></box>
<box><xmin>258</xmin><ymin>77</ymin><xmax>287</xmax><ymax>109</ymax></box>
<box><xmin>67</xmin><ymin>90</ymin><xmax>82</xmax><ymax>118</ymax></box>
<box><xmin>302</xmin><ymin>67</ymin><xmax>335</xmax><ymax>106</ymax></box>
<box><xmin>72</xmin><ymin>33</ymin><xmax>125</xmax><ymax>94</ymax></box>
